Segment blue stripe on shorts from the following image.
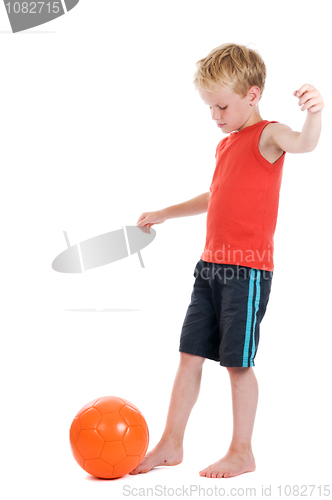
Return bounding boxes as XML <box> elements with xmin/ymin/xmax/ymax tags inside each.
<box><xmin>243</xmin><ymin>269</ymin><xmax>261</xmax><ymax>367</ymax></box>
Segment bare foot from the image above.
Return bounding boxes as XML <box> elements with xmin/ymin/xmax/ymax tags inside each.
<box><xmin>199</xmin><ymin>449</ymin><xmax>256</xmax><ymax>478</ymax></box>
<box><xmin>129</xmin><ymin>439</ymin><xmax>183</xmax><ymax>475</ymax></box>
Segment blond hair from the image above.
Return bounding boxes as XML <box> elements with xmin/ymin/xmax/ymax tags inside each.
<box><xmin>193</xmin><ymin>43</ymin><xmax>266</xmax><ymax>99</ymax></box>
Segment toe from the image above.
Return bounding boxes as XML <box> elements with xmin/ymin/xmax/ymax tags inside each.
<box><xmin>216</xmin><ymin>472</ymin><xmax>224</xmax><ymax>478</ymax></box>
<box><xmin>129</xmin><ymin>467</ymin><xmax>146</xmax><ymax>475</ymax></box>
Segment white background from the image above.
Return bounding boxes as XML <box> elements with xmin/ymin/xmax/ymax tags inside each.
<box><xmin>1</xmin><ymin>1</ymin><xmax>331</xmax><ymax>498</ymax></box>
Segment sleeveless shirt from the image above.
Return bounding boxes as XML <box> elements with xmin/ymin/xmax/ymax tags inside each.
<box><xmin>201</xmin><ymin>120</ymin><xmax>286</xmax><ymax>271</ymax></box>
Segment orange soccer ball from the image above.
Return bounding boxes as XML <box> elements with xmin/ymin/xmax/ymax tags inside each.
<box><xmin>69</xmin><ymin>396</ymin><xmax>149</xmax><ymax>479</ymax></box>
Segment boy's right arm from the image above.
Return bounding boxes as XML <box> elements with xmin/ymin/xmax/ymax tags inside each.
<box><xmin>136</xmin><ymin>191</ymin><xmax>211</xmax><ymax>232</ymax></box>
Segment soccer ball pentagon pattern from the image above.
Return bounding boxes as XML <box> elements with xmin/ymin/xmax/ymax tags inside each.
<box><xmin>69</xmin><ymin>396</ymin><xmax>149</xmax><ymax>478</ymax></box>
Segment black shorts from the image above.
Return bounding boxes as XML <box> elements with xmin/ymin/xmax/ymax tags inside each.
<box><xmin>179</xmin><ymin>259</ymin><xmax>273</xmax><ymax>367</ymax></box>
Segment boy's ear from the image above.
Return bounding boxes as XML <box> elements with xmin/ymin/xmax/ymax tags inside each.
<box><xmin>248</xmin><ymin>86</ymin><xmax>260</xmax><ymax>105</ymax></box>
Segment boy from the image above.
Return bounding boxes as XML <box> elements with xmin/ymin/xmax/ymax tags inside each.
<box><xmin>130</xmin><ymin>43</ymin><xmax>324</xmax><ymax>478</ymax></box>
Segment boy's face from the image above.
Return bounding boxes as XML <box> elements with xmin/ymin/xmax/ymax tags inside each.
<box><xmin>198</xmin><ymin>85</ymin><xmax>259</xmax><ymax>134</ymax></box>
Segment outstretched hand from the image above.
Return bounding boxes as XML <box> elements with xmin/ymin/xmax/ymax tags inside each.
<box><xmin>293</xmin><ymin>84</ymin><xmax>324</xmax><ymax>114</ymax></box>
<box><xmin>136</xmin><ymin>210</ymin><xmax>166</xmax><ymax>234</ymax></box>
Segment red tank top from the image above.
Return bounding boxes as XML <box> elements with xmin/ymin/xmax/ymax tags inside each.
<box><xmin>201</xmin><ymin>120</ymin><xmax>286</xmax><ymax>271</ymax></box>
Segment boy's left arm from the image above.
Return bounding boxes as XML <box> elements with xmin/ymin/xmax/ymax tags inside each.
<box><xmin>270</xmin><ymin>84</ymin><xmax>324</xmax><ymax>153</ymax></box>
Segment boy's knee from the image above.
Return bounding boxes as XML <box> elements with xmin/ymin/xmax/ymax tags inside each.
<box><xmin>180</xmin><ymin>352</ymin><xmax>205</xmax><ymax>366</ymax></box>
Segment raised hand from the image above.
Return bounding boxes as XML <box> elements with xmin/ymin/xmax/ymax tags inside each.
<box><xmin>293</xmin><ymin>84</ymin><xmax>324</xmax><ymax>114</ymax></box>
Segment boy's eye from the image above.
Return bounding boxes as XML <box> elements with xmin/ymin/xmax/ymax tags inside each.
<box><xmin>209</xmin><ymin>105</ymin><xmax>227</xmax><ymax>110</ymax></box>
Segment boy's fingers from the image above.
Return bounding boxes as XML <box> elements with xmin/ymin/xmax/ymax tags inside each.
<box><xmin>298</xmin><ymin>89</ymin><xmax>318</xmax><ymax>105</ymax></box>
<box><xmin>294</xmin><ymin>83</ymin><xmax>315</xmax><ymax>97</ymax></box>
<box><xmin>137</xmin><ymin>219</ymin><xmax>153</xmax><ymax>228</ymax></box>
<box><xmin>137</xmin><ymin>215</ymin><xmax>148</xmax><ymax>225</ymax></box>
<box><xmin>301</xmin><ymin>97</ymin><xmax>323</xmax><ymax>111</ymax></box>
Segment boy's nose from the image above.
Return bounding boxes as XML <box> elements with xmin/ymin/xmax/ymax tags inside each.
<box><xmin>211</xmin><ymin>109</ymin><xmax>222</xmax><ymax>121</ymax></box>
